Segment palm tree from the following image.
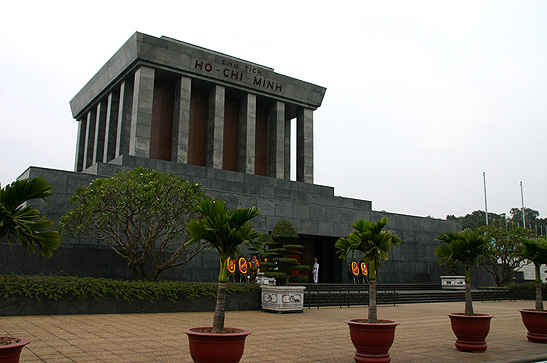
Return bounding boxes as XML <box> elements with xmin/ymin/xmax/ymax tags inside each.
<box><xmin>336</xmin><ymin>217</ymin><xmax>401</xmax><ymax>323</ymax></box>
<box><xmin>435</xmin><ymin>229</ymin><xmax>491</xmax><ymax>315</ymax></box>
<box><xmin>0</xmin><ymin>177</ymin><xmax>60</xmax><ymax>257</ymax></box>
<box><xmin>515</xmin><ymin>237</ymin><xmax>547</xmax><ymax>311</ymax></box>
<box><xmin>186</xmin><ymin>199</ymin><xmax>259</xmax><ymax>333</ymax></box>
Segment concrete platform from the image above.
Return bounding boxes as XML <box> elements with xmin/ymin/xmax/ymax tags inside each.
<box><xmin>2</xmin><ymin>300</ymin><xmax>546</xmax><ymax>362</ymax></box>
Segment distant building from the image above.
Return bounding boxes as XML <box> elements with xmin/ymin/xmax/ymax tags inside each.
<box><xmin>3</xmin><ymin>32</ymin><xmax>469</xmax><ymax>285</ymax></box>
<box><xmin>519</xmin><ymin>263</ymin><xmax>547</xmax><ymax>282</ymax></box>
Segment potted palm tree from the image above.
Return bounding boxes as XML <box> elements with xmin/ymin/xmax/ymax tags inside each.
<box><xmin>435</xmin><ymin>228</ymin><xmax>493</xmax><ymax>353</ymax></box>
<box><xmin>515</xmin><ymin>237</ymin><xmax>547</xmax><ymax>343</ymax></box>
<box><xmin>184</xmin><ymin>199</ymin><xmax>259</xmax><ymax>363</ymax></box>
<box><xmin>335</xmin><ymin>217</ymin><xmax>401</xmax><ymax>363</ymax></box>
<box><xmin>0</xmin><ymin>177</ymin><xmax>61</xmax><ymax>363</ymax></box>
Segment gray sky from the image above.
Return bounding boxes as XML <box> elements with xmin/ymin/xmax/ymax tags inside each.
<box><xmin>1</xmin><ymin>1</ymin><xmax>545</xmax><ymax>220</ymax></box>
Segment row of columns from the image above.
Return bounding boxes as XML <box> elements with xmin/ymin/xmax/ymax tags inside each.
<box><xmin>75</xmin><ymin>65</ymin><xmax>315</xmax><ymax>183</ymax></box>
<box><xmin>75</xmin><ymin>78</ymin><xmax>133</xmax><ymax>172</ymax></box>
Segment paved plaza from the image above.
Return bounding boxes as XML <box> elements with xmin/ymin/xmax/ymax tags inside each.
<box><xmin>2</xmin><ymin>300</ymin><xmax>546</xmax><ymax>362</ymax></box>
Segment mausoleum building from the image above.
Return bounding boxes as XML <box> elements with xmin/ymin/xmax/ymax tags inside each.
<box><xmin>3</xmin><ymin>32</ymin><xmax>468</xmax><ymax>285</ymax></box>
<box><xmin>70</xmin><ymin>32</ymin><xmax>323</xmax><ymax>183</ymax></box>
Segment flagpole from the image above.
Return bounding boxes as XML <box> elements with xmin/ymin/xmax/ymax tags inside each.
<box><xmin>483</xmin><ymin>172</ymin><xmax>488</xmax><ymax>225</ymax></box>
<box><xmin>520</xmin><ymin>181</ymin><xmax>526</xmax><ymax>228</ymax></box>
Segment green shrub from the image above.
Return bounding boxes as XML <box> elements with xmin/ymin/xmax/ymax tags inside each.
<box><xmin>507</xmin><ymin>282</ymin><xmax>547</xmax><ymax>292</ymax></box>
<box><xmin>0</xmin><ymin>274</ymin><xmax>260</xmax><ymax>303</ymax></box>
<box><xmin>271</xmin><ymin>220</ymin><xmax>299</xmax><ymax>240</ymax></box>
<box><xmin>260</xmin><ymin>220</ymin><xmax>310</xmax><ymax>285</ymax></box>
<box><xmin>505</xmin><ymin>282</ymin><xmax>547</xmax><ymax>300</ymax></box>
<box><xmin>256</xmin><ymin>233</ymin><xmax>273</xmax><ymax>244</ymax></box>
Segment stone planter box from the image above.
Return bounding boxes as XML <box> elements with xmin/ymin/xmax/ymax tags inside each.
<box><xmin>441</xmin><ymin>276</ymin><xmax>465</xmax><ymax>290</ymax></box>
<box><xmin>256</xmin><ymin>272</ymin><xmax>276</xmax><ymax>285</ymax></box>
<box><xmin>261</xmin><ymin>285</ymin><xmax>306</xmax><ymax>313</ymax></box>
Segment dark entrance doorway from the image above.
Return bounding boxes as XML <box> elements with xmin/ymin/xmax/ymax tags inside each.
<box><xmin>301</xmin><ymin>235</ymin><xmax>341</xmax><ymax>283</ymax></box>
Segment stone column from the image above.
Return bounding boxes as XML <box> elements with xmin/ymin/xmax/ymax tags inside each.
<box><xmin>74</xmin><ymin>117</ymin><xmax>87</xmax><ymax>172</ymax></box>
<box><xmin>297</xmin><ymin>108</ymin><xmax>314</xmax><ymax>183</ymax></box>
<box><xmin>83</xmin><ymin>109</ymin><xmax>96</xmax><ymax>170</ymax></box>
<box><xmin>268</xmin><ymin>101</ymin><xmax>285</xmax><ymax>179</ymax></box>
<box><xmin>93</xmin><ymin>100</ymin><xmax>107</xmax><ymax>164</ymax></box>
<box><xmin>238</xmin><ymin>93</ymin><xmax>256</xmax><ymax>174</ymax></box>
<box><xmin>129</xmin><ymin>66</ymin><xmax>155</xmax><ymax>158</ymax></box>
<box><xmin>103</xmin><ymin>90</ymin><xmax>120</xmax><ymax>162</ymax></box>
<box><xmin>116</xmin><ymin>79</ymin><xmax>133</xmax><ymax>158</ymax></box>
<box><xmin>171</xmin><ymin>75</ymin><xmax>191</xmax><ymax>163</ymax></box>
<box><xmin>284</xmin><ymin>117</ymin><xmax>291</xmax><ymax>180</ymax></box>
<box><xmin>207</xmin><ymin>85</ymin><xmax>224</xmax><ymax>169</ymax></box>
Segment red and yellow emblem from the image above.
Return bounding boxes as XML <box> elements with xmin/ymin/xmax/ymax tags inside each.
<box><xmin>360</xmin><ymin>262</ymin><xmax>368</xmax><ymax>276</ymax></box>
<box><xmin>238</xmin><ymin>257</ymin><xmax>248</xmax><ymax>274</ymax></box>
<box><xmin>227</xmin><ymin>257</ymin><xmax>236</xmax><ymax>274</ymax></box>
<box><xmin>351</xmin><ymin>261</ymin><xmax>360</xmax><ymax>276</ymax></box>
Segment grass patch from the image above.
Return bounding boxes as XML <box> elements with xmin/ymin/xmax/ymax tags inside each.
<box><xmin>0</xmin><ymin>274</ymin><xmax>260</xmax><ymax>303</ymax></box>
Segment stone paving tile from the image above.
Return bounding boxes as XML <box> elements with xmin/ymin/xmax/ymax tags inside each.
<box><xmin>2</xmin><ymin>301</ymin><xmax>547</xmax><ymax>362</ymax></box>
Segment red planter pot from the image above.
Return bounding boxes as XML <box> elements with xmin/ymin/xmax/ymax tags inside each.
<box><xmin>520</xmin><ymin>309</ymin><xmax>547</xmax><ymax>343</ymax></box>
<box><xmin>448</xmin><ymin>313</ymin><xmax>493</xmax><ymax>353</ymax></box>
<box><xmin>0</xmin><ymin>337</ymin><xmax>30</xmax><ymax>363</ymax></box>
<box><xmin>184</xmin><ymin>327</ymin><xmax>251</xmax><ymax>363</ymax></box>
<box><xmin>346</xmin><ymin>319</ymin><xmax>399</xmax><ymax>363</ymax></box>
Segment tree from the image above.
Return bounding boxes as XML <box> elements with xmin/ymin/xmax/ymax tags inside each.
<box><xmin>59</xmin><ymin>168</ymin><xmax>206</xmax><ymax>281</ymax></box>
<box><xmin>510</xmin><ymin>207</ymin><xmax>540</xmax><ymax>225</ymax></box>
<box><xmin>336</xmin><ymin>217</ymin><xmax>401</xmax><ymax>323</ymax></box>
<box><xmin>477</xmin><ymin>226</ymin><xmax>537</xmax><ymax>287</ymax></box>
<box><xmin>435</xmin><ymin>229</ymin><xmax>492</xmax><ymax>315</ymax></box>
<box><xmin>251</xmin><ymin>233</ymin><xmax>273</xmax><ymax>256</ymax></box>
<box><xmin>448</xmin><ymin>208</ymin><xmax>547</xmax><ymax>236</ymax></box>
<box><xmin>448</xmin><ymin>210</ymin><xmax>505</xmax><ymax>229</ymax></box>
<box><xmin>460</xmin><ymin>210</ymin><xmax>489</xmax><ymax>229</ymax></box>
<box><xmin>259</xmin><ymin>220</ymin><xmax>310</xmax><ymax>285</ymax></box>
<box><xmin>515</xmin><ymin>237</ymin><xmax>547</xmax><ymax>311</ymax></box>
<box><xmin>0</xmin><ymin>177</ymin><xmax>60</xmax><ymax>257</ymax></box>
<box><xmin>509</xmin><ymin>207</ymin><xmax>547</xmax><ymax>232</ymax></box>
<box><xmin>185</xmin><ymin>199</ymin><xmax>260</xmax><ymax>333</ymax></box>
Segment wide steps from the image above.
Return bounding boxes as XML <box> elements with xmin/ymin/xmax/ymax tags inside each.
<box><xmin>297</xmin><ymin>284</ymin><xmax>525</xmax><ymax>308</ymax></box>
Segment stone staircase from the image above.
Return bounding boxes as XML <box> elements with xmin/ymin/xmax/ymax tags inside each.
<box><xmin>296</xmin><ymin>283</ymin><xmax>527</xmax><ymax>308</ymax></box>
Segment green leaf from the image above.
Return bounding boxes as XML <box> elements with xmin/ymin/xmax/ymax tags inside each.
<box><xmin>335</xmin><ymin>217</ymin><xmax>401</xmax><ymax>277</ymax></box>
<box><xmin>0</xmin><ymin>177</ymin><xmax>61</xmax><ymax>257</ymax></box>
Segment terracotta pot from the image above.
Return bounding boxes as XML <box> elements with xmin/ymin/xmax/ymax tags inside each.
<box><xmin>520</xmin><ymin>309</ymin><xmax>547</xmax><ymax>343</ymax></box>
<box><xmin>0</xmin><ymin>337</ymin><xmax>30</xmax><ymax>363</ymax></box>
<box><xmin>184</xmin><ymin>327</ymin><xmax>251</xmax><ymax>363</ymax></box>
<box><xmin>346</xmin><ymin>319</ymin><xmax>399</xmax><ymax>363</ymax></box>
<box><xmin>448</xmin><ymin>313</ymin><xmax>493</xmax><ymax>353</ymax></box>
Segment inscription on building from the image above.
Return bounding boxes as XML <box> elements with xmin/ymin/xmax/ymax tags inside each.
<box><xmin>194</xmin><ymin>59</ymin><xmax>283</xmax><ymax>93</ymax></box>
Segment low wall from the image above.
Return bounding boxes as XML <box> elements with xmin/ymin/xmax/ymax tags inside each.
<box><xmin>0</xmin><ymin>292</ymin><xmax>260</xmax><ymax>316</ymax></box>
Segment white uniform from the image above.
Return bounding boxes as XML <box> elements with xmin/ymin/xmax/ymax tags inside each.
<box><xmin>312</xmin><ymin>260</ymin><xmax>319</xmax><ymax>283</ymax></box>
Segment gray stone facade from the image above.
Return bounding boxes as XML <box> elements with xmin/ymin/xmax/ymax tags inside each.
<box><xmin>70</xmin><ymin>32</ymin><xmax>325</xmax><ymax>183</ymax></box>
<box><xmin>70</xmin><ymin>33</ymin><xmax>325</xmax><ymax>118</ymax></box>
<box><xmin>2</xmin><ymin>156</ymin><xmax>467</xmax><ymax>285</ymax></box>
<box><xmin>1</xmin><ymin>32</ymin><xmax>484</xmax><ymax>286</ymax></box>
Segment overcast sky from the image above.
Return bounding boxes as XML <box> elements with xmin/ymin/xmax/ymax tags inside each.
<box><xmin>1</xmin><ymin>1</ymin><xmax>545</xmax><ymax>220</ymax></box>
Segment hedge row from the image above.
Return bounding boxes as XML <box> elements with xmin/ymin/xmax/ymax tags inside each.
<box><xmin>0</xmin><ymin>274</ymin><xmax>261</xmax><ymax>303</ymax></box>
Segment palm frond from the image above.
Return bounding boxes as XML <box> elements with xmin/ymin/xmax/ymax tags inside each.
<box><xmin>0</xmin><ymin>177</ymin><xmax>61</xmax><ymax>257</ymax></box>
<box><xmin>434</xmin><ymin>228</ymin><xmax>492</xmax><ymax>267</ymax></box>
<box><xmin>186</xmin><ymin>199</ymin><xmax>259</xmax><ymax>260</ymax></box>
<box><xmin>336</xmin><ymin>217</ymin><xmax>401</xmax><ymax>273</ymax></box>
